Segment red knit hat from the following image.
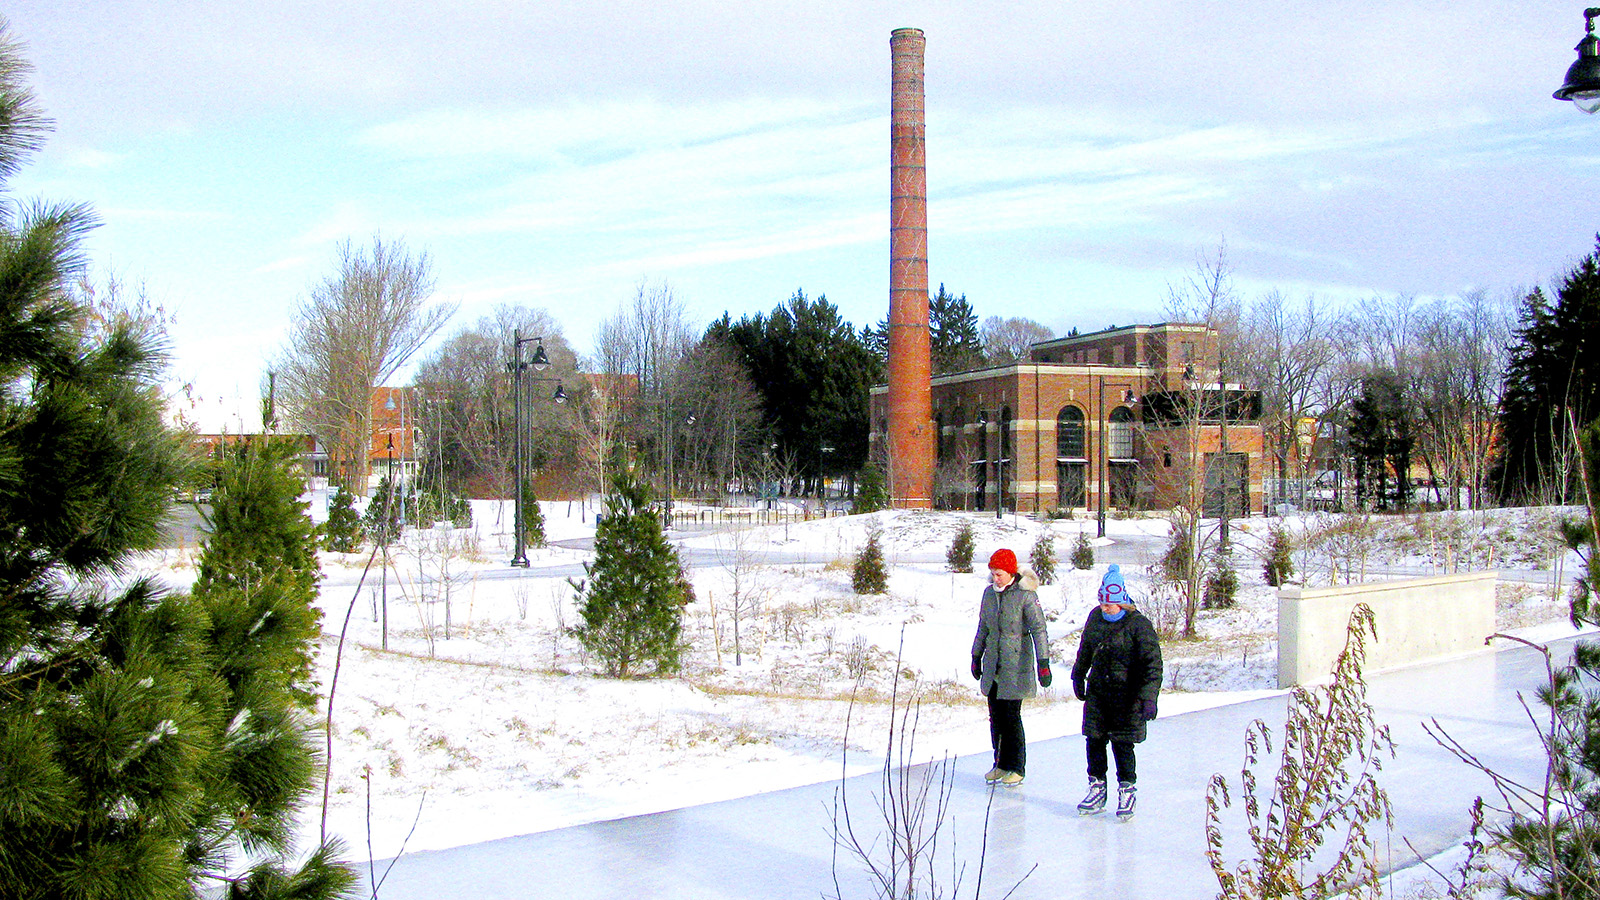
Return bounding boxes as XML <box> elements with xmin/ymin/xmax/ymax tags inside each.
<box><xmin>988</xmin><ymin>548</ymin><xmax>1018</xmax><ymax>575</ymax></box>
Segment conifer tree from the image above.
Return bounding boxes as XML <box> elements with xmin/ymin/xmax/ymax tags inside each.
<box><xmin>1071</xmin><ymin>531</ymin><xmax>1095</xmax><ymax>570</ymax></box>
<box><xmin>195</xmin><ymin>437</ymin><xmax>324</xmax><ymax>700</ymax></box>
<box><xmin>853</xmin><ymin>462</ymin><xmax>889</xmax><ymax>514</ymax></box>
<box><xmin>1204</xmin><ymin>553</ymin><xmax>1239</xmax><ymax>609</ymax></box>
<box><xmin>363</xmin><ymin>476</ymin><xmax>401</xmax><ymax>545</ymax></box>
<box><xmin>929</xmin><ymin>284</ymin><xmax>983</xmax><ymax>374</ymax></box>
<box><xmin>1263</xmin><ymin>525</ymin><xmax>1295</xmax><ymax>587</ymax></box>
<box><xmin>450</xmin><ymin>492</ymin><xmax>473</xmax><ymax>528</ymax></box>
<box><xmin>570</xmin><ymin>466</ymin><xmax>686</xmax><ymax>677</ymax></box>
<box><xmin>853</xmin><ymin>527</ymin><xmax>890</xmax><ymax>594</ymax></box>
<box><xmin>1495</xmin><ymin>239</ymin><xmax>1600</xmax><ymax>502</ymax></box>
<box><xmin>521</xmin><ymin>477</ymin><xmax>547</xmax><ymax>548</ymax></box>
<box><xmin>188</xmin><ymin>436</ymin><xmax>344</xmax><ymax>875</ymax></box>
<box><xmin>0</xmin><ymin>22</ymin><xmax>352</xmax><ymax>897</ymax></box>
<box><xmin>322</xmin><ymin>487</ymin><xmax>364</xmax><ymax>552</ymax></box>
<box><xmin>947</xmin><ymin>521</ymin><xmax>975</xmax><ymax>573</ymax></box>
<box><xmin>1030</xmin><ymin>533</ymin><xmax>1057</xmax><ymax>585</ymax></box>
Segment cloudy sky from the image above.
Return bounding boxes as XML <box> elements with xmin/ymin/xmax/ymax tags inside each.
<box><xmin>6</xmin><ymin>2</ymin><xmax>1597</xmax><ymax>427</ymax></box>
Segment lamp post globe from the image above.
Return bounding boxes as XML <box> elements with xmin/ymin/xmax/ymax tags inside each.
<box><xmin>1556</xmin><ymin>8</ymin><xmax>1600</xmax><ymax>113</ymax></box>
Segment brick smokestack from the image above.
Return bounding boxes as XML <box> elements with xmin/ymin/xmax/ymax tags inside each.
<box><xmin>887</xmin><ymin>27</ymin><xmax>935</xmax><ymax>508</ymax></box>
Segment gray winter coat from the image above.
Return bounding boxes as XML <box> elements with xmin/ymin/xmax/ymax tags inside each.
<box><xmin>970</xmin><ymin>574</ymin><xmax>1050</xmax><ymax>701</ymax></box>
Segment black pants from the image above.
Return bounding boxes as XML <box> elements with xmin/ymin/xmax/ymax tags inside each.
<box><xmin>1086</xmin><ymin>737</ymin><xmax>1137</xmax><ymax>784</ymax></box>
<box><xmin>987</xmin><ymin>689</ymin><xmax>1026</xmax><ymax>775</ymax></box>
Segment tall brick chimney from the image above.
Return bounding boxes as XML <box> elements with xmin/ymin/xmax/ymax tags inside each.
<box><xmin>887</xmin><ymin>27</ymin><xmax>935</xmax><ymax>508</ymax></box>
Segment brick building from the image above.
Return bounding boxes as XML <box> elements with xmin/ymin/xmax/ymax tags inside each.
<box><xmin>869</xmin><ymin>322</ymin><xmax>1266</xmax><ymax>516</ymax></box>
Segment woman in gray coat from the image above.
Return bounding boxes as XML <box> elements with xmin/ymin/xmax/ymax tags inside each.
<box><xmin>970</xmin><ymin>548</ymin><xmax>1051</xmax><ymax>787</ymax></box>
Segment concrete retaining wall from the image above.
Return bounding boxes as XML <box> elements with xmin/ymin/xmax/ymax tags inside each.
<box><xmin>1277</xmin><ymin>571</ymin><xmax>1498</xmax><ymax>688</ymax></box>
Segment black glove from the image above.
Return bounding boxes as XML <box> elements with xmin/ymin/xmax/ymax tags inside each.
<box><xmin>1141</xmin><ymin>698</ymin><xmax>1159</xmax><ymax>721</ymax></box>
<box><xmin>1073</xmin><ymin>679</ymin><xmax>1086</xmax><ymax>701</ymax></box>
<box><xmin>971</xmin><ymin>656</ymin><xmax>983</xmax><ymax>680</ymax></box>
<box><xmin>1037</xmin><ymin>660</ymin><xmax>1053</xmax><ymax>688</ymax></box>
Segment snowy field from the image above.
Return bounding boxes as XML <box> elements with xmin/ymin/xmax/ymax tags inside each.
<box><xmin>133</xmin><ymin>499</ymin><xmax>1582</xmax><ymax>873</ymax></box>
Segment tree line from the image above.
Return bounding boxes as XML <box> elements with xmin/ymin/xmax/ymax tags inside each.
<box><xmin>271</xmin><ymin>227</ymin><xmax>1598</xmax><ymax>519</ymax></box>
<box><xmin>1162</xmin><ymin>241</ymin><xmax>1598</xmax><ymax>515</ymax></box>
<box><xmin>273</xmin><ymin>258</ymin><xmax>1069</xmax><ymax>508</ymax></box>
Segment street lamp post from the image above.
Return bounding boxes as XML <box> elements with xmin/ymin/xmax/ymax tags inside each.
<box><xmin>1556</xmin><ymin>8</ymin><xmax>1600</xmax><ymax>112</ymax></box>
<box><xmin>995</xmin><ymin>413</ymin><xmax>1005</xmax><ymax>521</ymax></box>
<box><xmin>1097</xmin><ymin>376</ymin><xmax>1107</xmax><ymax>538</ymax></box>
<box><xmin>507</xmin><ymin>330</ymin><xmax>566</xmax><ymax>568</ymax></box>
<box><xmin>1097</xmin><ymin>379</ymin><xmax>1138</xmax><ymax>539</ymax></box>
<box><xmin>664</xmin><ymin>414</ymin><xmax>696</xmax><ymax>529</ymax></box>
<box><xmin>976</xmin><ymin>412</ymin><xmax>1004</xmax><ymax>520</ymax></box>
<box><xmin>382</xmin><ymin>433</ymin><xmax>393</xmax><ymax>649</ymax></box>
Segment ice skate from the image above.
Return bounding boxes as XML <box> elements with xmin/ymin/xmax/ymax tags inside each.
<box><xmin>983</xmin><ymin>766</ymin><xmax>1004</xmax><ymax>783</ymax></box>
<box><xmin>1115</xmin><ymin>781</ymin><xmax>1137</xmax><ymax>821</ymax></box>
<box><xmin>998</xmin><ymin>771</ymin><xmax>1024</xmax><ymax>787</ymax></box>
<box><xmin>1076</xmin><ymin>777</ymin><xmax>1107</xmax><ymax>815</ymax></box>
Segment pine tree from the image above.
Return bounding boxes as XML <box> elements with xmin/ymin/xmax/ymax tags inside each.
<box><xmin>1348</xmin><ymin>370</ymin><xmax>1413</xmax><ymax>511</ymax></box>
<box><xmin>853</xmin><ymin>527</ymin><xmax>890</xmax><ymax>594</ymax></box>
<box><xmin>1263</xmin><ymin>525</ymin><xmax>1295</xmax><ymax>587</ymax></box>
<box><xmin>364</xmin><ymin>476</ymin><xmax>401</xmax><ymax>545</ymax></box>
<box><xmin>1495</xmin><ymin>239</ymin><xmax>1600</xmax><ymax>502</ymax></box>
<box><xmin>408</xmin><ymin>483</ymin><xmax>438</xmax><ymax>528</ymax></box>
<box><xmin>570</xmin><ymin>467</ymin><xmax>687</xmax><ymax>677</ymax></box>
<box><xmin>1030</xmin><ymin>533</ymin><xmax>1057</xmax><ymax>585</ymax></box>
<box><xmin>947</xmin><ymin>521</ymin><xmax>975</xmax><ymax>573</ymax></box>
<box><xmin>930</xmin><ymin>284</ymin><xmax>983</xmax><ymax>374</ymax></box>
<box><xmin>1204</xmin><ymin>553</ymin><xmax>1239</xmax><ymax>610</ymax></box>
<box><xmin>0</xmin><ymin>25</ymin><xmax>352</xmax><ymax>897</ymax></box>
<box><xmin>521</xmin><ymin>478</ymin><xmax>547</xmax><ymax>548</ymax></box>
<box><xmin>854</xmin><ymin>462</ymin><xmax>889</xmax><ymax>514</ymax></box>
<box><xmin>322</xmin><ymin>487</ymin><xmax>364</xmax><ymax>552</ymax></box>
<box><xmin>1071</xmin><ymin>531</ymin><xmax>1095</xmax><ymax>570</ymax></box>
<box><xmin>450</xmin><ymin>492</ymin><xmax>473</xmax><ymax>528</ymax></box>
<box><xmin>188</xmin><ymin>435</ymin><xmax>335</xmax><ymax>851</ymax></box>
<box><xmin>1161</xmin><ymin>522</ymin><xmax>1195</xmax><ymax>587</ymax></box>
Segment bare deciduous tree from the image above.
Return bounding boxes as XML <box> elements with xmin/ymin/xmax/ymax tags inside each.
<box><xmin>1238</xmin><ymin>290</ymin><xmax>1344</xmax><ymax>509</ymax></box>
<box><xmin>979</xmin><ymin>315</ymin><xmax>1053</xmax><ymax>364</ymax></box>
<box><xmin>278</xmin><ymin>235</ymin><xmax>456</xmax><ymax>491</ymax></box>
<box><xmin>412</xmin><ymin>304</ymin><xmax>579</xmax><ymax>500</ymax></box>
<box><xmin>595</xmin><ymin>280</ymin><xmax>697</xmax><ymax>496</ymax></box>
<box><xmin>1408</xmin><ymin>291</ymin><xmax>1513</xmax><ymax>510</ymax></box>
<box><xmin>678</xmin><ymin>337</ymin><xmax>764</xmax><ymax>501</ymax></box>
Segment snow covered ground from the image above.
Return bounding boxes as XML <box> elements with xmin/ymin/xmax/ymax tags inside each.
<box><xmin>133</xmin><ymin>499</ymin><xmax>1583</xmax><ymax>874</ymax></box>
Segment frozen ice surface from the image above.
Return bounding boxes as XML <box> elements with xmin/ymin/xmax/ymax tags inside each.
<box><xmin>358</xmin><ymin>635</ymin><xmax>1562</xmax><ymax>899</ymax></box>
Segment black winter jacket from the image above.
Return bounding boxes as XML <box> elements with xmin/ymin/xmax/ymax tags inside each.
<box><xmin>1071</xmin><ymin>607</ymin><xmax>1163</xmax><ymax>743</ymax></box>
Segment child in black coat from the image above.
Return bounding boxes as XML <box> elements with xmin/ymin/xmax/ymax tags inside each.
<box><xmin>1071</xmin><ymin>564</ymin><xmax>1163</xmax><ymax>820</ymax></box>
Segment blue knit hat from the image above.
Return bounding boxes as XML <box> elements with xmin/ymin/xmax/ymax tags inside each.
<box><xmin>1097</xmin><ymin>564</ymin><xmax>1133</xmax><ymax>606</ymax></box>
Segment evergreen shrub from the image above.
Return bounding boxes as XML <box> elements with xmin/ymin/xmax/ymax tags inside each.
<box><xmin>1263</xmin><ymin>525</ymin><xmax>1295</xmax><ymax>587</ymax></box>
<box><xmin>364</xmin><ymin>476</ymin><xmax>401</xmax><ymax>544</ymax></box>
<box><xmin>522</xmin><ymin>478</ymin><xmax>547</xmax><ymax>548</ymax></box>
<box><xmin>1161</xmin><ymin>522</ymin><xmax>1195</xmax><ymax>587</ymax></box>
<box><xmin>1071</xmin><ymin>531</ymin><xmax>1095</xmax><ymax>570</ymax></box>
<box><xmin>570</xmin><ymin>467</ymin><xmax>687</xmax><ymax>677</ymax></box>
<box><xmin>853</xmin><ymin>463</ymin><xmax>889</xmax><ymax>515</ymax></box>
<box><xmin>1030</xmin><ymin>533</ymin><xmax>1057</xmax><ymax>585</ymax></box>
<box><xmin>322</xmin><ymin>487</ymin><xmax>364</xmax><ymax>552</ymax></box>
<box><xmin>1203</xmin><ymin>554</ymin><xmax>1239</xmax><ymax>610</ymax></box>
<box><xmin>947</xmin><ymin>521</ymin><xmax>975</xmax><ymax>573</ymax></box>
<box><xmin>853</xmin><ymin>527</ymin><xmax>890</xmax><ymax>594</ymax></box>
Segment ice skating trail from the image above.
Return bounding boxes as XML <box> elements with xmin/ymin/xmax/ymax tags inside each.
<box><xmin>357</xmin><ymin>634</ymin><xmax>1562</xmax><ymax>899</ymax></box>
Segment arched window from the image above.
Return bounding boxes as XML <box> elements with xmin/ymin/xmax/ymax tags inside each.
<box><xmin>1056</xmin><ymin>406</ymin><xmax>1085</xmax><ymax>458</ymax></box>
<box><xmin>1108</xmin><ymin>406</ymin><xmax>1134</xmax><ymax>459</ymax></box>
